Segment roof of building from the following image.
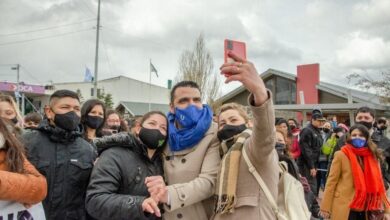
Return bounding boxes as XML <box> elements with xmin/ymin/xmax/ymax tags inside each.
<box><xmin>316</xmin><ymin>81</ymin><xmax>381</xmax><ymax>104</ymax></box>
<box><xmin>116</xmin><ymin>101</ymin><xmax>170</xmax><ymax>116</ymax></box>
<box><xmin>54</xmin><ymin>75</ymin><xmax>167</xmax><ymax>90</ymax></box>
<box><xmin>218</xmin><ymin>68</ymin><xmax>388</xmax><ymax>109</ymax></box>
<box><xmin>262</xmin><ymin>68</ymin><xmax>296</xmax><ymax>81</ymax></box>
<box><xmin>218</xmin><ymin>68</ymin><xmax>296</xmax><ymax>103</ymax></box>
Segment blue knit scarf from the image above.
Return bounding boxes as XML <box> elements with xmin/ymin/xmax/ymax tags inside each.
<box><xmin>167</xmin><ymin>104</ymin><xmax>213</xmax><ymax>152</ymax></box>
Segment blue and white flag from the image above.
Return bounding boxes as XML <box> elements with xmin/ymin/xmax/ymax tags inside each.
<box><xmin>150</xmin><ymin>62</ymin><xmax>158</xmax><ymax>77</ymax></box>
<box><xmin>84</xmin><ymin>67</ymin><xmax>94</xmax><ymax>82</ymax></box>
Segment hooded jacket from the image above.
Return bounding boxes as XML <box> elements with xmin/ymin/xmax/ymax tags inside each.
<box><xmin>23</xmin><ymin>119</ymin><xmax>96</xmax><ymax>220</ymax></box>
<box><xmin>86</xmin><ymin>132</ymin><xmax>164</xmax><ymax>220</ymax></box>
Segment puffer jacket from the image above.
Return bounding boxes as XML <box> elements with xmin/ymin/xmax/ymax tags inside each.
<box><xmin>0</xmin><ymin>150</ymin><xmax>47</xmax><ymax>204</ymax></box>
<box><xmin>86</xmin><ymin>133</ymin><xmax>164</xmax><ymax>220</ymax></box>
<box><xmin>23</xmin><ymin>119</ymin><xmax>96</xmax><ymax>220</ymax></box>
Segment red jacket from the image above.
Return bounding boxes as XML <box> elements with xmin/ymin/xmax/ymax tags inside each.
<box><xmin>289</xmin><ymin>128</ymin><xmax>301</xmax><ymax>159</ymax></box>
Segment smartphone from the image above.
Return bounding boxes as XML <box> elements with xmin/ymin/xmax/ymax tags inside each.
<box><xmin>224</xmin><ymin>39</ymin><xmax>246</xmax><ymax>63</ymax></box>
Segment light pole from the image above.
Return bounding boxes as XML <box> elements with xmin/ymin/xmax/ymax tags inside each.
<box><xmin>11</xmin><ymin>64</ymin><xmax>20</xmax><ymax>110</ymax></box>
<box><xmin>93</xmin><ymin>0</ymin><xmax>101</xmax><ymax>98</ymax></box>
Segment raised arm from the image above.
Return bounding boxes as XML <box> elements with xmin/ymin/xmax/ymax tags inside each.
<box><xmin>220</xmin><ymin>51</ymin><xmax>276</xmax><ymax>163</ymax></box>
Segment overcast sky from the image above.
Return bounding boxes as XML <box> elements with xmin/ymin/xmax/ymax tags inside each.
<box><xmin>0</xmin><ymin>0</ymin><xmax>389</xmax><ymax>96</ymax></box>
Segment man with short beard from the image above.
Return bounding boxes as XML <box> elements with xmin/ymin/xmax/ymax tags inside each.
<box><xmin>144</xmin><ymin>81</ymin><xmax>221</xmax><ymax>220</ymax></box>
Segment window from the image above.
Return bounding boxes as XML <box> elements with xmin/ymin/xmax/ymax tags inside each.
<box><xmin>90</xmin><ymin>88</ymin><xmax>101</xmax><ymax>97</ymax></box>
<box><xmin>265</xmin><ymin>78</ymin><xmax>276</xmax><ymax>103</ymax></box>
<box><xmin>265</xmin><ymin>78</ymin><xmax>274</xmax><ymax>93</ymax></box>
<box><xmin>275</xmin><ymin>77</ymin><xmax>296</xmax><ymax>104</ymax></box>
<box><xmin>291</xmin><ymin>83</ymin><xmax>296</xmax><ymax>104</ymax></box>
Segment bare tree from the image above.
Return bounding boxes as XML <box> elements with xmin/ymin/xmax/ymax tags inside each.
<box><xmin>347</xmin><ymin>72</ymin><xmax>390</xmax><ymax>103</ymax></box>
<box><xmin>175</xmin><ymin>34</ymin><xmax>221</xmax><ymax>107</ymax></box>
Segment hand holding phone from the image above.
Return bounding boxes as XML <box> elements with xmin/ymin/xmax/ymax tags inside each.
<box><xmin>224</xmin><ymin>39</ymin><xmax>246</xmax><ymax>63</ymax></box>
<box><xmin>221</xmin><ymin>41</ymin><xmax>268</xmax><ymax>106</ymax></box>
<box><xmin>224</xmin><ymin>39</ymin><xmax>246</xmax><ymax>76</ymax></box>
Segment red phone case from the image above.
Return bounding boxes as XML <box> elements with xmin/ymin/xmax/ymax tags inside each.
<box><xmin>224</xmin><ymin>39</ymin><xmax>246</xmax><ymax>63</ymax></box>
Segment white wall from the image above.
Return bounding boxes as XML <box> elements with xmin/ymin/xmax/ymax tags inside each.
<box><xmin>53</xmin><ymin>76</ymin><xmax>170</xmax><ymax>107</ymax></box>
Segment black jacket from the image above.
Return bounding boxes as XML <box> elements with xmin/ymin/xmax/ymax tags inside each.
<box><xmin>23</xmin><ymin>119</ymin><xmax>97</xmax><ymax>220</ymax></box>
<box><xmin>328</xmin><ymin>131</ymin><xmax>390</xmax><ymax>188</ymax></box>
<box><xmin>298</xmin><ymin>124</ymin><xmax>324</xmax><ymax>169</ymax></box>
<box><xmin>86</xmin><ymin>133</ymin><xmax>164</xmax><ymax>220</ymax></box>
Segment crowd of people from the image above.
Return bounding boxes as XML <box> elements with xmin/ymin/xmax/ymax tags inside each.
<box><xmin>1</xmin><ymin>51</ymin><xmax>390</xmax><ymax>220</ymax></box>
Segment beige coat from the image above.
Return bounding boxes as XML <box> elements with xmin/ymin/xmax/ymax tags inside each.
<box><xmin>162</xmin><ymin>121</ymin><xmax>221</xmax><ymax>220</ymax></box>
<box><xmin>213</xmin><ymin>94</ymin><xmax>279</xmax><ymax>220</ymax></box>
<box><xmin>321</xmin><ymin>150</ymin><xmax>356</xmax><ymax>219</ymax></box>
<box><xmin>321</xmin><ymin>150</ymin><xmax>390</xmax><ymax>219</ymax></box>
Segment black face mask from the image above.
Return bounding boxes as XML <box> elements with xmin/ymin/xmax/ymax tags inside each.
<box><xmin>217</xmin><ymin>124</ymin><xmax>247</xmax><ymax>142</ymax></box>
<box><xmin>53</xmin><ymin>111</ymin><xmax>80</xmax><ymax>131</ymax></box>
<box><xmin>323</xmin><ymin>128</ymin><xmax>330</xmax><ymax>133</ymax></box>
<box><xmin>109</xmin><ymin>125</ymin><xmax>120</xmax><ymax>131</ymax></box>
<box><xmin>379</xmin><ymin>126</ymin><xmax>388</xmax><ymax>131</ymax></box>
<box><xmin>275</xmin><ymin>142</ymin><xmax>286</xmax><ymax>151</ymax></box>
<box><xmin>139</xmin><ymin>127</ymin><xmax>167</xmax><ymax>150</ymax></box>
<box><xmin>85</xmin><ymin>115</ymin><xmax>104</xmax><ymax>129</ymax></box>
<box><xmin>289</xmin><ymin>125</ymin><xmax>296</xmax><ymax>130</ymax></box>
<box><xmin>356</xmin><ymin>121</ymin><xmax>373</xmax><ymax>130</ymax></box>
<box><xmin>11</xmin><ymin>117</ymin><xmax>18</xmax><ymax>125</ymax></box>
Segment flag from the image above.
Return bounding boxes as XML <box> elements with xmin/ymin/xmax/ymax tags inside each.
<box><xmin>84</xmin><ymin>67</ymin><xmax>94</xmax><ymax>82</ymax></box>
<box><xmin>150</xmin><ymin>62</ymin><xmax>158</xmax><ymax>77</ymax></box>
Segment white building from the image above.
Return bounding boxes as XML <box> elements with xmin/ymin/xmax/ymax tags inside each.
<box><xmin>53</xmin><ymin>75</ymin><xmax>170</xmax><ymax>107</ymax></box>
<box><xmin>0</xmin><ymin>76</ymin><xmax>170</xmax><ymax>116</ymax></box>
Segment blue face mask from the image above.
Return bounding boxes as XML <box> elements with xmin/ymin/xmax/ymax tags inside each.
<box><xmin>174</xmin><ymin>105</ymin><xmax>203</xmax><ymax>128</ymax></box>
<box><xmin>351</xmin><ymin>138</ymin><xmax>367</xmax><ymax>148</ymax></box>
<box><xmin>167</xmin><ymin>104</ymin><xmax>213</xmax><ymax>152</ymax></box>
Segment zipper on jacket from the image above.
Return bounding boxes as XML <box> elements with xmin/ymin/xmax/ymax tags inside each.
<box><xmin>48</xmin><ymin>142</ymin><xmax>58</xmax><ymax>218</ymax></box>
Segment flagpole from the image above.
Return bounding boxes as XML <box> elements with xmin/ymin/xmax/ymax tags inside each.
<box><xmin>149</xmin><ymin>59</ymin><xmax>152</xmax><ymax>112</ymax></box>
<box><xmin>93</xmin><ymin>0</ymin><xmax>101</xmax><ymax>98</ymax></box>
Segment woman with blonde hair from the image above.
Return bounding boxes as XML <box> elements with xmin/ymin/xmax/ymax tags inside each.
<box><xmin>213</xmin><ymin>52</ymin><xmax>279</xmax><ymax>219</ymax></box>
<box><xmin>320</xmin><ymin>124</ymin><xmax>390</xmax><ymax>220</ymax></box>
<box><xmin>0</xmin><ymin>94</ymin><xmax>23</xmax><ymax>126</ymax></box>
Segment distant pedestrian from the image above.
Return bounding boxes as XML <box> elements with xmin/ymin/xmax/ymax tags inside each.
<box><xmin>102</xmin><ymin>110</ymin><xmax>128</xmax><ymax>135</ymax></box>
<box><xmin>24</xmin><ymin>112</ymin><xmax>42</xmax><ymax>130</ymax></box>
<box><xmin>298</xmin><ymin>108</ymin><xmax>325</xmax><ymax>195</ymax></box>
